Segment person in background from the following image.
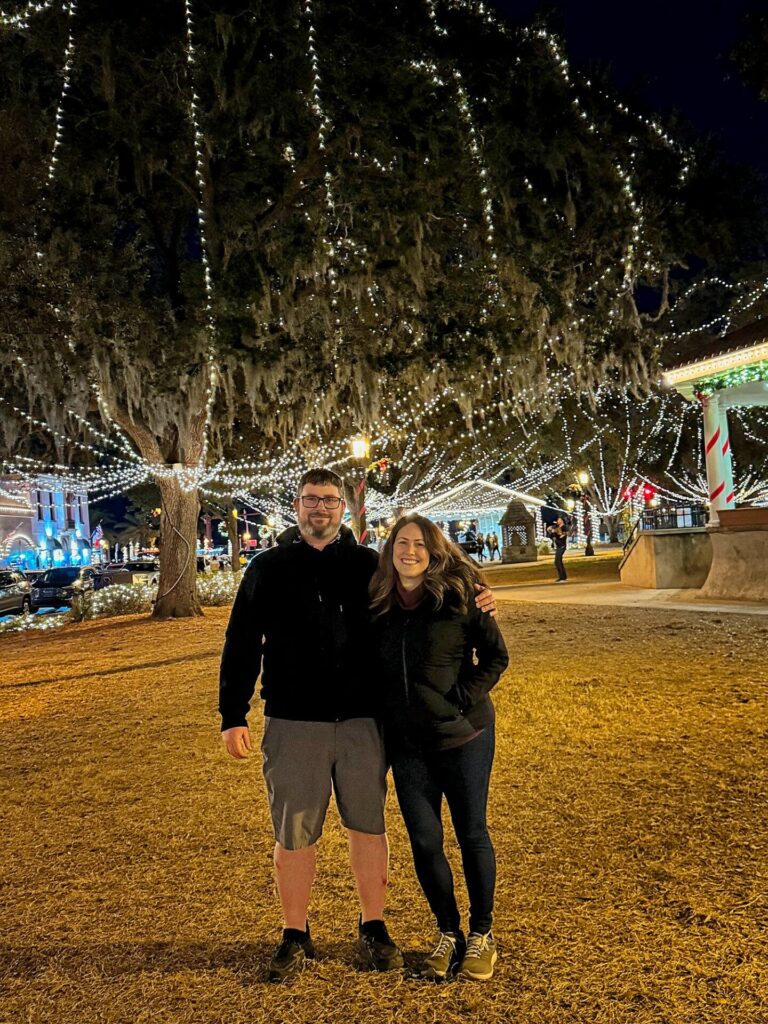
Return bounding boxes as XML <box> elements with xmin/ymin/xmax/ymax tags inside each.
<box><xmin>476</xmin><ymin>532</ymin><xmax>486</xmax><ymax>562</ymax></box>
<box><xmin>369</xmin><ymin>515</ymin><xmax>508</xmax><ymax>982</ymax></box>
<box><xmin>546</xmin><ymin>514</ymin><xmax>568</xmax><ymax>583</ymax></box>
<box><xmin>487</xmin><ymin>532</ymin><xmax>500</xmax><ymax>561</ymax></box>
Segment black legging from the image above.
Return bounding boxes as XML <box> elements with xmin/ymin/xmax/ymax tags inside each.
<box><xmin>390</xmin><ymin>724</ymin><xmax>496</xmax><ymax>935</ymax></box>
<box><xmin>554</xmin><ymin>543</ymin><xmax>567</xmax><ymax>580</ymax></box>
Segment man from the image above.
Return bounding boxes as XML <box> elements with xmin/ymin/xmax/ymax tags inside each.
<box><xmin>219</xmin><ymin>468</ymin><xmax>496</xmax><ymax>981</ymax></box>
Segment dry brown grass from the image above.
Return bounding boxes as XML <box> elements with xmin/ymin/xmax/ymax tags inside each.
<box><xmin>1</xmin><ymin>603</ymin><xmax>766</xmax><ymax>1024</ymax></box>
<box><xmin>480</xmin><ymin>550</ymin><xmax>621</xmax><ymax>588</ymax></box>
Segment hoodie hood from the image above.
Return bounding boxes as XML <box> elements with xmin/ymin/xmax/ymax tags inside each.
<box><xmin>276</xmin><ymin>523</ymin><xmax>359</xmax><ymax>548</ymax></box>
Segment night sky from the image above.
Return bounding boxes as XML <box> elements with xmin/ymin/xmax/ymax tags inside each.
<box><xmin>491</xmin><ymin>0</ymin><xmax>768</xmax><ymax>181</ymax></box>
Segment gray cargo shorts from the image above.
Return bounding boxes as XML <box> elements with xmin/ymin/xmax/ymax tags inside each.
<box><xmin>261</xmin><ymin>716</ymin><xmax>387</xmax><ymax>850</ymax></box>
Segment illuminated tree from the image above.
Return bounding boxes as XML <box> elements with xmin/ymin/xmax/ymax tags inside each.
<box><xmin>1</xmin><ymin>0</ymin><xmax>763</xmax><ymax>614</ymax></box>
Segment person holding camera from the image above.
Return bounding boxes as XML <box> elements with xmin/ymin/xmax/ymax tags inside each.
<box><xmin>546</xmin><ymin>514</ymin><xmax>568</xmax><ymax>583</ymax></box>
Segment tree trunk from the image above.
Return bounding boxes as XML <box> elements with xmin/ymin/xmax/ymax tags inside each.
<box><xmin>605</xmin><ymin>514</ymin><xmax>620</xmax><ymax>544</ymax></box>
<box><xmin>202</xmin><ymin>513</ymin><xmax>213</xmax><ymax>542</ymax></box>
<box><xmin>343</xmin><ymin>477</ymin><xmax>367</xmax><ymax>542</ymax></box>
<box><xmin>343</xmin><ymin>479</ymin><xmax>361</xmax><ymax>539</ymax></box>
<box><xmin>152</xmin><ymin>476</ymin><xmax>203</xmax><ymax>619</ymax></box>
<box><xmin>226</xmin><ymin>507</ymin><xmax>239</xmax><ymax>563</ymax></box>
<box><xmin>110</xmin><ymin>408</ymin><xmax>206</xmax><ymax>619</ymax></box>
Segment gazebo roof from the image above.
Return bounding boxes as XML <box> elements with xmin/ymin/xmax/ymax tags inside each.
<box><xmin>411</xmin><ymin>479</ymin><xmax>545</xmax><ymax>520</ymax></box>
<box><xmin>662</xmin><ymin>319</ymin><xmax>768</xmax><ymax>399</ymax></box>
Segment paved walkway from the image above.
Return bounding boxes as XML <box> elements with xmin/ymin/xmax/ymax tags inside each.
<box><xmin>492</xmin><ymin>578</ymin><xmax>768</xmax><ymax>616</ymax></box>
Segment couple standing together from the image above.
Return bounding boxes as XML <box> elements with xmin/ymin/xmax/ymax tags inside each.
<box><xmin>219</xmin><ymin>469</ymin><xmax>508</xmax><ymax>982</ymax></box>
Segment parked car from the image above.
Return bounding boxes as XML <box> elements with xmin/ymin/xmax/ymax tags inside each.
<box><xmin>99</xmin><ymin>563</ymin><xmax>133</xmax><ymax>585</ymax></box>
<box><xmin>0</xmin><ymin>570</ymin><xmax>32</xmax><ymax>615</ymax></box>
<box><xmin>29</xmin><ymin>566</ymin><xmax>107</xmax><ymax>610</ymax></box>
<box><xmin>123</xmin><ymin>560</ymin><xmax>160</xmax><ymax>587</ymax></box>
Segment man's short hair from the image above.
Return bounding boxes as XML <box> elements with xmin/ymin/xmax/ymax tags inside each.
<box><xmin>297</xmin><ymin>468</ymin><xmax>344</xmax><ymax>494</ymax></box>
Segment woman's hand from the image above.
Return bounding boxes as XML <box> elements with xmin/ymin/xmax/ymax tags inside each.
<box><xmin>473</xmin><ymin>584</ymin><xmax>497</xmax><ymax>617</ymax></box>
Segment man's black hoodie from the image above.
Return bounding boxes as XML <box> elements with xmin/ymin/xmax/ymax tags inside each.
<box><xmin>218</xmin><ymin>525</ymin><xmax>379</xmax><ymax>730</ymax></box>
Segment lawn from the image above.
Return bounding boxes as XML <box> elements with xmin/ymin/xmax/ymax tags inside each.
<box><xmin>1</xmin><ymin>602</ymin><xmax>766</xmax><ymax>1024</ymax></box>
<box><xmin>480</xmin><ymin>549</ymin><xmax>621</xmax><ymax>587</ymax></box>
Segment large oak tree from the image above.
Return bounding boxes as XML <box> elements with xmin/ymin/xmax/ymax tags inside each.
<box><xmin>1</xmin><ymin>0</ymin><xmax>763</xmax><ymax>614</ymax></box>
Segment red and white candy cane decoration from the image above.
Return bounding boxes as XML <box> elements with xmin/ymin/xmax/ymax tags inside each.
<box><xmin>718</xmin><ymin>404</ymin><xmax>735</xmax><ymax>507</ymax></box>
<box><xmin>698</xmin><ymin>392</ymin><xmax>735</xmax><ymax>524</ymax></box>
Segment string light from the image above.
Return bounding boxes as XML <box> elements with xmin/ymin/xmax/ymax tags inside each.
<box><xmin>45</xmin><ymin>1</ymin><xmax>77</xmax><ymax>185</ymax></box>
<box><xmin>0</xmin><ymin>0</ymin><xmax>55</xmax><ymax>30</ymax></box>
<box><xmin>182</xmin><ymin>0</ymin><xmax>219</xmax><ymax>470</ymax></box>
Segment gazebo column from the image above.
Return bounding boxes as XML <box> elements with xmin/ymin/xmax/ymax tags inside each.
<box><xmin>718</xmin><ymin>402</ymin><xmax>736</xmax><ymax>509</ymax></box>
<box><xmin>699</xmin><ymin>393</ymin><xmax>734</xmax><ymax>526</ymax></box>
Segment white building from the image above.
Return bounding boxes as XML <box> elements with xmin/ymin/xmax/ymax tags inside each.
<box><xmin>0</xmin><ymin>475</ymin><xmax>92</xmax><ymax>569</ymax></box>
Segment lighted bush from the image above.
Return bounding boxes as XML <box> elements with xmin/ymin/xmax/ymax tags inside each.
<box><xmin>197</xmin><ymin>571</ymin><xmax>242</xmax><ymax>607</ymax></box>
<box><xmin>0</xmin><ymin>610</ymin><xmax>72</xmax><ymax>634</ymax></box>
<box><xmin>91</xmin><ymin>583</ymin><xmax>154</xmax><ymax>618</ymax></box>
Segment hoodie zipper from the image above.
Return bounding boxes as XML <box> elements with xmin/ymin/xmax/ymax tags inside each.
<box><xmin>401</xmin><ymin>618</ymin><xmax>411</xmax><ymax>704</ymax></box>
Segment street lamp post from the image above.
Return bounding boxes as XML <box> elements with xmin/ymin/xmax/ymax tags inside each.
<box><xmin>577</xmin><ymin>470</ymin><xmax>595</xmax><ymax>557</ymax></box>
<box><xmin>350</xmin><ymin>436</ymin><xmax>370</xmax><ymax>545</ymax></box>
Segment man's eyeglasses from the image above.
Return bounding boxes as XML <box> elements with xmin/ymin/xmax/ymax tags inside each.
<box><xmin>299</xmin><ymin>495</ymin><xmax>343</xmax><ymax>509</ymax></box>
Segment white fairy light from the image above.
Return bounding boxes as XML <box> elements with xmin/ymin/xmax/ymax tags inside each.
<box><xmin>182</xmin><ymin>0</ymin><xmax>219</xmax><ymax>470</ymax></box>
<box><xmin>0</xmin><ymin>0</ymin><xmax>56</xmax><ymax>30</ymax></box>
<box><xmin>45</xmin><ymin>1</ymin><xmax>77</xmax><ymax>185</ymax></box>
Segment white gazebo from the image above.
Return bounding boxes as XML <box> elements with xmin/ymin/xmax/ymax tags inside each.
<box><xmin>655</xmin><ymin>320</ymin><xmax>768</xmax><ymax>600</ymax></box>
<box><xmin>410</xmin><ymin>479</ymin><xmax>546</xmax><ymax>535</ymax></box>
<box><xmin>662</xmin><ymin>320</ymin><xmax>768</xmax><ymax>526</ymax></box>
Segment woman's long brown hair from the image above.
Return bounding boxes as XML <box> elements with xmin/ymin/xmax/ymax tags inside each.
<box><xmin>369</xmin><ymin>514</ymin><xmax>484</xmax><ymax>616</ymax></box>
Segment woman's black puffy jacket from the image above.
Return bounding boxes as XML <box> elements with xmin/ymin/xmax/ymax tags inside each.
<box><xmin>371</xmin><ymin>591</ymin><xmax>509</xmax><ymax>750</ymax></box>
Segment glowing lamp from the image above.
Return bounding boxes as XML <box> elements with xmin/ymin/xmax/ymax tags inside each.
<box><xmin>577</xmin><ymin>471</ymin><xmax>590</xmax><ymax>486</ymax></box>
<box><xmin>351</xmin><ymin>436</ymin><xmax>370</xmax><ymax>461</ymax></box>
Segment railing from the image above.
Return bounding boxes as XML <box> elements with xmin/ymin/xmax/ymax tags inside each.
<box><xmin>623</xmin><ymin>518</ymin><xmax>642</xmax><ymax>554</ymax></box>
<box><xmin>622</xmin><ymin>505</ymin><xmax>707</xmax><ymax>554</ymax></box>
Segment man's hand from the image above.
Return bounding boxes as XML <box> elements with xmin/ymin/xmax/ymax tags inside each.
<box><xmin>474</xmin><ymin>583</ymin><xmax>497</xmax><ymax>618</ymax></box>
<box><xmin>222</xmin><ymin>726</ymin><xmax>253</xmax><ymax>760</ymax></box>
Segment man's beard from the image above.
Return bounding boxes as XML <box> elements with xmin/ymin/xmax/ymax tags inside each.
<box><xmin>299</xmin><ymin>516</ymin><xmax>338</xmax><ymax>541</ymax></box>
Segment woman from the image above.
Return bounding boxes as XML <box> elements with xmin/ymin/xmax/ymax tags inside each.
<box><xmin>369</xmin><ymin>515</ymin><xmax>509</xmax><ymax>981</ymax></box>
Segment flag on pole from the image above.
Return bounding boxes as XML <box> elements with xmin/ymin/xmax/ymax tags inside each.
<box><xmin>91</xmin><ymin>522</ymin><xmax>104</xmax><ymax>544</ymax></box>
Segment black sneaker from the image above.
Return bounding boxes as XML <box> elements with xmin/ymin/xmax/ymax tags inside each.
<box><xmin>357</xmin><ymin>917</ymin><xmax>404</xmax><ymax>971</ymax></box>
<box><xmin>268</xmin><ymin>926</ymin><xmax>316</xmax><ymax>983</ymax></box>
